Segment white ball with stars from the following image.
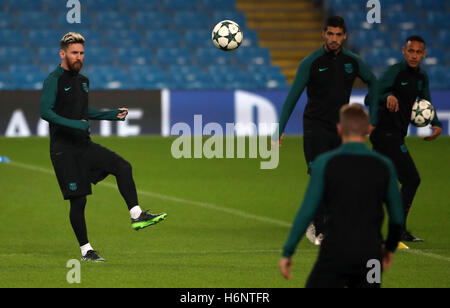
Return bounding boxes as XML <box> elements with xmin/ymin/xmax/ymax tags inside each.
<box><xmin>211</xmin><ymin>20</ymin><xmax>243</xmax><ymax>51</ymax></box>
<box><xmin>411</xmin><ymin>99</ymin><xmax>435</xmax><ymax>127</ymax></box>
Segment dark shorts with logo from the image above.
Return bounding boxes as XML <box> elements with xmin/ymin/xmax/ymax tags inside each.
<box><xmin>50</xmin><ymin>141</ymin><xmax>125</xmax><ymax>200</ymax></box>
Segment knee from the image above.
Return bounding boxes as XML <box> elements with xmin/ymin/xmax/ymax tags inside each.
<box><xmin>115</xmin><ymin>159</ymin><xmax>132</xmax><ymax>175</ymax></box>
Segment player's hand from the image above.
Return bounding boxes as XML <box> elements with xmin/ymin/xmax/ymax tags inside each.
<box><xmin>80</xmin><ymin>119</ymin><xmax>90</xmax><ymax>131</ymax></box>
<box><xmin>271</xmin><ymin>133</ymin><xmax>285</xmax><ymax>148</ymax></box>
<box><xmin>117</xmin><ymin>107</ymin><xmax>128</xmax><ymax>120</ymax></box>
<box><xmin>382</xmin><ymin>249</ymin><xmax>394</xmax><ymax>273</ymax></box>
<box><xmin>279</xmin><ymin>133</ymin><xmax>285</xmax><ymax>147</ymax></box>
<box><xmin>386</xmin><ymin>95</ymin><xmax>399</xmax><ymax>112</ymax></box>
<box><xmin>423</xmin><ymin>126</ymin><xmax>442</xmax><ymax>141</ymax></box>
<box><xmin>279</xmin><ymin>257</ymin><xmax>292</xmax><ymax>280</ymax></box>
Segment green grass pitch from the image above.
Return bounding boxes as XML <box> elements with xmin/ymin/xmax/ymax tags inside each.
<box><xmin>0</xmin><ymin>136</ymin><xmax>449</xmax><ymax>288</ymax></box>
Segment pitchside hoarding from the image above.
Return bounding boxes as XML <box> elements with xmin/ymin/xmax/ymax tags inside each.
<box><xmin>0</xmin><ymin>89</ymin><xmax>449</xmax><ymax>137</ymax></box>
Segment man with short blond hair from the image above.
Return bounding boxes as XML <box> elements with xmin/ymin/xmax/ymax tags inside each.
<box><xmin>279</xmin><ymin>104</ymin><xmax>404</xmax><ymax>288</ymax></box>
<box><xmin>40</xmin><ymin>32</ymin><xmax>167</xmax><ymax>262</ymax></box>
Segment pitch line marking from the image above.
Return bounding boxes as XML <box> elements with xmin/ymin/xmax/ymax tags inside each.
<box><xmin>6</xmin><ymin>161</ymin><xmax>291</xmax><ymax>228</ymax></box>
<box><xmin>5</xmin><ymin>161</ymin><xmax>450</xmax><ymax>263</ymax></box>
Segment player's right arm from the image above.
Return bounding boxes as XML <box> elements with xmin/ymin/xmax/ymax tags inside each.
<box><xmin>40</xmin><ymin>76</ymin><xmax>89</xmax><ymax>131</ymax></box>
<box><xmin>276</xmin><ymin>58</ymin><xmax>312</xmax><ymax>140</ymax></box>
<box><xmin>371</xmin><ymin>65</ymin><xmax>400</xmax><ymax>113</ymax></box>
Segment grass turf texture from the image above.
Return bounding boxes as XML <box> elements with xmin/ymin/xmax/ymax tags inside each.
<box><xmin>0</xmin><ymin>136</ymin><xmax>449</xmax><ymax>288</ymax></box>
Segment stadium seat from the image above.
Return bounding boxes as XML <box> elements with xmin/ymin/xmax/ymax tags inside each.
<box><xmin>0</xmin><ymin>30</ymin><xmax>26</xmax><ymax>47</ymax></box>
<box><xmin>3</xmin><ymin>0</ymin><xmax>43</xmax><ymax>12</ymax></box>
<box><xmin>212</xmin><ymin>11</ymin><xmax>247</xmax><ymax>28</ymax></box>
<box><xmin>0</xmin><ymin>48</ymin><xmax>33</xmax><ymax>65</ymax></box>
<box><xmin>134</xmin><ymin>12</ymin><xmax>171</xmax><ymax>29</ymax></box>
<box><xmin>156</xmin><ymin>48</ymin><xmax>191</xmax><ymax>66</ymax></box>
<box><xmin>427</xmin><ymin>67</ymin><xmax>450</xmax><ymax>89</ymax></box>
<box><xmin>196</xmin><ymin>48</ymin><xmax>235</xmax><ymax>66</ymax></box>
<box><xmin>235</xmin><ymin>48</ymin><xmax>271</xmax><ymax>66</ymax></box>
<box><xmin>28</xmin><ymin>30</ymin><xmax>63</xmax><ymax>47</ymax></box>
<box><xmin>0</xmin><ymin>12</ymin><xmax>13</xmax><ymax>28</ymax></box>
<box><xmin>174</xmin><ymin>11</ymin><xmax>213</xmax><ymax>29</ymax></box>
<box><xmin>84</xmin><ymin>47</ymin><xmax>115</xmax><ymax>65</ymax></box>
<box><xmin>145</xmin><ymin>30</ymin><xmax>182</xmax><ymax>48</ymax></box>
<box><xmin>15</xmin><ymin>11</ymin><xmax>53</xmax><ymax>29</ymax></box>
<box><xmin>201</xmin><ymin>0</ymin><xmax>235</xmax><ymax>10</ymax></box>
<box><xmin>116</xmin><ymin>47</ymin><xmax>153</xmax><ymax>65</ymax></box>
<box><xmin>184</xmin><ymin>30</ymin><xmax>214</xmax><ymax>49</ymax></box>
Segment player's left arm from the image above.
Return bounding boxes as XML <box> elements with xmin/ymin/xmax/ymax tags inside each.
<box><xmin>356</xmin><ymin>58</ymin><xmax>379</xmax><ymax>129</ymax></box>
<box><xmin>419</xmin><ymin>73</ymin><xmax>442</xmax><ymax>141</ymax></box>
<box><xmin>279</xmin><ymin>156</ymin><xmax>327</xmax><ymax>280</ymax></box>
<box><xmin>88</xmin><ymin>107</ymin><xmax>128</xmax><ymax>121</ymax></box>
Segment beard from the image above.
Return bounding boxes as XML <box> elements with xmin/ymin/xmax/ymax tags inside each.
<box><xmin>66</xmin><ymin>57</ymin><xmax>83</xmax><ymax>72</ymax></box>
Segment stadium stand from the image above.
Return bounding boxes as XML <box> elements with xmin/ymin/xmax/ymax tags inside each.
<box><xmin>0</xmin><ymin>0</ymin><xmax>287</xmax><ymax>90</ymax></box>
<box><xmin>0</xmin><ymin>0</ymin><xmax>448</xmax><ymax>90</ymax></box>
<box><xmin>326</xmin><ymin>0</ymin><xmax>450</xmax><ymax>89</ymax></box>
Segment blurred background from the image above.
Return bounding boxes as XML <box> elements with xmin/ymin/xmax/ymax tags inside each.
<box><xmin>0</xmin><ymin>0</ymin><xmax>449</xmax><ymax>90</ymax></box>
<box><xmin>0</xmin><ymin>0</ymin><xmax>449</xmax><ymax>137</ymax></box>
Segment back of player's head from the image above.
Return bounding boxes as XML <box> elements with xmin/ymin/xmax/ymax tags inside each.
<box><xmin>60</xmin><ymin>32</ymin><xmax>85</xmax><ymax>50</ymax></box>
<box><xmin>339</xmin><ymin>104</ymin><xmax>369</xmax><ymax>137</ymax></box>
<box><xmin>405</xmin><ymin>35</ymin><xmax>426</xmax><ymax>48</ymax></box>
<box><xmin>324</xmin><ymin>16</ymin><xmax>347</xmax><ymax>33</ymax></box>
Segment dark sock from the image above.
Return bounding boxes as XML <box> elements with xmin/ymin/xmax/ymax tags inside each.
<box><xmin>111</xmin><ymin>160</ymin><xmax>139</xmax><ymax>211</ymax></box>
<box><xmin>69</xmin><ymin>196</ymin><xmax>88</xmax><ymax>246</ymax></box>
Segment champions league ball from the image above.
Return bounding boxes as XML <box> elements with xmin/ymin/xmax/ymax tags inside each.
<box><xmin>411</xmin><ymin>99</ymin><xmax>435</xmax><ymax>127</ymax></box>
<box><xmin>212</xmin><ymin>20</ymin><xmax>243</xmax><ymax>51</ymax></box>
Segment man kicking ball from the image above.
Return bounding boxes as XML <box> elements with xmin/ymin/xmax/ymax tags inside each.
<box><xmin>40</xmin><ymin>32</ymin><xmax>167</xmax><ymax>262</ymax></box>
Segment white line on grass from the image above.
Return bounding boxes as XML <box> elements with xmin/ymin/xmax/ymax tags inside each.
<box><xmin>6</xmin><ymin>161</ymin><xmax>292</xmax><ymax>228</ymax></box>
<box><xmin>405</xmin><ymin>249</ymin><xmax>450</xmax><ymax>262</ymax></box>
<box><xmin>4</xmin><ymin>161</ymin><xmax>450</xmax><ymax>263</ymax></box>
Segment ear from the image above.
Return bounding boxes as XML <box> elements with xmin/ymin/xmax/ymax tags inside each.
<box><xmin>402</xmin><ymin>46</ymin><xmax>406</xmax><ymax>56</ymax></box>
<box><xmin>59</xmin><ymin>49</ymin><xmax>65</xmax><ymax>60</ymax></box>
<box><xmin>337</xmin><ymin>123</ymin><xmax>342</xmax><ymax>137</ymax></box>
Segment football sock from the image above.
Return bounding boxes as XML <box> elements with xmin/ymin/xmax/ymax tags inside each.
<box><xmin>130</xmin><ymin>205</ymin><xmax>143</xmax><ymax>219</ymax></box>
<box><xmin>80</xmin><ymin>243</ymin><xmax>94</xmax><ymax>256</ymax></box>
<box><xmin>111</xmin><ymin>159</ymin><xmax>139</xmax><ymax>211</ymax></box>
<box><xmin>69</xmin><ymin>196</ymin><xmax>89</xmax><ymax>247</ymax></box>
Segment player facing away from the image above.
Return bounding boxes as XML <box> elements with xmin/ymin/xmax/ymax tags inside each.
<box><xmin>40</xmin><ymin>33</ymin><xmax>167</xmax><ymax>262</ymax></box>
<box><xmin>279</xmin><ymin>104</ymin><xmax>404</xmax><ymax>288</ymax></box>
<box><xmin>275</xmin><ymin>16</ymin><xmax>379</xmax><ymax>243</ymax></box>
<box><xmin>369</xmin><ymin>35</ymin><xmax>443</xmax><ymax>243</ymax></box>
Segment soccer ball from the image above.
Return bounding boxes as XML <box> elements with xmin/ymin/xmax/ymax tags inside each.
<box><xmin>212</xmin><ymin>20</ymin><xmax>243</xmax><ymax>51</ymax></box>
<box><xmin>411</xmin><ymin>99</ymin><xmax>435</xmax><ymax>127</ymax></box>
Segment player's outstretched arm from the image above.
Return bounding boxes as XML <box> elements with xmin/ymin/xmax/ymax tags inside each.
<box><xmin>40</xmin><ymin>77</ymin><xmax>89</xmax><ymax>131</ymax></box>
<box><xmin>88</xmin><ymin>107</ymin><xmax>128</xmax><ymax>121</ymax></box>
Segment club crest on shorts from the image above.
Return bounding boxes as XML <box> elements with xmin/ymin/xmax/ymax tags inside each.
<box><xmin>344</xmin><ymin>63</ymin><xmax>353</xmax><ymax>74</ymax></box>
<box><xmin>69</xmin><ymin>182</ymin><xmax>78</xmax><ymax>191</ymax></box>
<box><xmin>82</xmin><ymin>82</ymin><xmax>89</xmax><ymax>93</ymax></box>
